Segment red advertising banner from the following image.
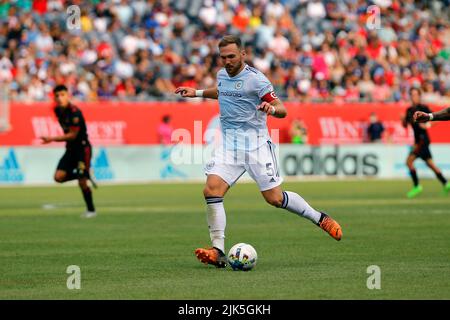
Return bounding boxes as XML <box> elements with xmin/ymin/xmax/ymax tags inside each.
<box><xmin>0</xmin><ymin>102</ymin><xmax>448</xmax><ymax>146</ymax></box>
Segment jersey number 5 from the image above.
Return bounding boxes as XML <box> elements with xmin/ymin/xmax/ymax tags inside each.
<box><xmin>266</xmin><ymin>163</ymin><xmax>274</xmax><ymax>177</ymax></box>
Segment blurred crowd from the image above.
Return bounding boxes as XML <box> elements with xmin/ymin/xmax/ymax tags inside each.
<box><xmin>0</xmin><ymin>0</ymin><xmax>449</xmax><ymax>103</ymax></box>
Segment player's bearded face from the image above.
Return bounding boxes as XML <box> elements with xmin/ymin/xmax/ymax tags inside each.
<box><xmin>220</xmin><ymin>44</ymin><xmax>245</xmax><ymax>76</ymax></box>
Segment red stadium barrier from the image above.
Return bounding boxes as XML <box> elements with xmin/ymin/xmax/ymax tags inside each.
<box><xmin>0</xmin><ymin>102</ymin><xmax>448</xmax><ymax>146</ymax></box>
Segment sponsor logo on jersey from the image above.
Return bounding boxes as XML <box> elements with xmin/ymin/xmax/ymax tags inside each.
<box><xmin>219</xmin><ymin>91</ymin><xmax>242</xmax><ymax>97</ymax></box>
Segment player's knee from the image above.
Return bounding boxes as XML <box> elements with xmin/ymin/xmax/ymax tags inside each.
<box><xmin>203</xmin><ymin>185</ymin><xmax>216</xmax><ymax>198</ymax></box>
<box><xmin>204</xmin><ymin>184</ymin><xmax>226</xmax><ymax>198</ymax></box>
<box><xmin>406</xmin><ymin>160</ymin><xmax>414</xmax><ymax>169</ymax></box>
<box><xmin>54</xmin><ymin>174</ymin><xmax>65</xmax><ymax>183</ymax></box>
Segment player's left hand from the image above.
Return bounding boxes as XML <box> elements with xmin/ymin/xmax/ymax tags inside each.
<box><xmin>40</xmin><ymin>136</ymin><xmax>53</xmax><ymax>144</ymax></box>
<box><xmin>257</xmin><ymin>101</ymin><xmax>275</xmax><ymax>115</ymax></box>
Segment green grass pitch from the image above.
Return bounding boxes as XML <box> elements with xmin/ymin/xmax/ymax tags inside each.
<box><xmin>0</xmin><ymin>179</ymin><xmax>449</xmax><ymax>299</ymax></box>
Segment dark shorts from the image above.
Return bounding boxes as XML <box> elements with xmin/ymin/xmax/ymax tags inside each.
<box><xmin>410</xmin><ymin>142</ymin><xmax>432</xmax><ymax>160</ymax></box>
<box><xmin>57</xmin><ymin>145</ymin><xmax>92</xmax><ymax>179</ymax></box>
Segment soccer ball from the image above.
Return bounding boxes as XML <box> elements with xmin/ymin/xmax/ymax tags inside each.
<box><xmin>227</xmin><ymin>243</ymin><xmax>258</xmax><ymax>271</ymax></box>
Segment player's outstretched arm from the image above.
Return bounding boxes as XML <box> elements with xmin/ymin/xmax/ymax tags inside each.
<box><xmin>257</xmin><ymin>99</ymin><xmax>287</xmax><ymax>118</ymax></box>
<box><xmin>174</xmin><ymin>87</ymin><xmax>218</xmax><ymax>100</ymax></box>
<box><xmin>40</xmin><ymin>128</ymin><xmax>79</xmax><ymax>144</ymax></box>
<box><xmin>414</xmin><ymin>107</ymin><xmax>450</xmax><ymax>122</ymax></box>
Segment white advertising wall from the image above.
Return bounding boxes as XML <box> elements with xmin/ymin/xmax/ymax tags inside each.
<box><xmin>1</xmin><ymin>144</ymin><xmax>450</xmax><ymax>185</ymax></box>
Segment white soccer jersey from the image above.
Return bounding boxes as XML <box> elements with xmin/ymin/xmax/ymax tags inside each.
<box><xmin>217</xmin><ymin>64</ymin><xmax>275</xmax><ymax>151</ymax></box>
<box><xmin>205</xmin><ymin>64</ymin><xmax>282</xmax><ymax>191</ymax></box>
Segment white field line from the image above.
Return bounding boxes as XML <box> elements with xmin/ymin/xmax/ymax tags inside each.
<box><xmin>0</xmin><ymin>177</ymin><xmax>417</xmax><ymax>189</ymax></box>
<box><xmin>0</xmin><ymin>198</ymin><xmax>449</xmax><ymax>218</ymax></box>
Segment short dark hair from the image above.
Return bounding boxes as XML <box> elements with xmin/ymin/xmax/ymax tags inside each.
<box><xmin>218</xmin><ymin>35</ymin><xmax>242</xmax><ymax>49</ymax></box>
<box><xmin>409</xmin><ymin>87</ymin><xmax>421</xmax><ymax>96</ymax></box>
<box><xmin>53</xmin><ymin>84</ymin><xmax>68</xmax><ymax>94</ymax></box>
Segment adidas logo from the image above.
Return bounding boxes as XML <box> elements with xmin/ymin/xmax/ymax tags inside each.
<box><xmin>92</xmin><ymin>148</ymin><xmax>114</xmax><ymax>181</ymax></box>
<box><xmin>269</xmin><ymin>177</ymin><xmax>276</xmax><ymax>183</ymax></box>
<box><xmin>0</xmin><ymin>148</ymin><xmax>24</xmax><ymax>183</ymax></box>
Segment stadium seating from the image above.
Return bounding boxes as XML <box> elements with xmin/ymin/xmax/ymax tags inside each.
<box><xmin>0</xmin><ymin>0</ymin><xmax>448</xmax><ymax>103</ymax></box>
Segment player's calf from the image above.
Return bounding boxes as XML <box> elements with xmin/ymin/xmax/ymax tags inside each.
<box><xmin>423</xmin><ymin>159</ymin><xmax>448</xmax><ymax>190</ymax></box>
<box><xmin>261</xmin><ymin>187</ymin><xmax>284</xmax><ymax>207</ymax></box>
<box><xmin>264</xmin><ymin>194</ymin><xmax>284</xmax><ymax>208</ymax></box>
<box><xmin>273</xmin><ymin>190</ymin><xmax>343</xmax><ymax>241</ymax></box>
<box><xmin>79</xmin><ymin>178</ymin><xmax>96</xmax><ymax>214</ymax></box>
<box><xmin>203</xmin><ymin>178</ymin><xmax>228</xmax><ymax>251</ymax></box>
<box><xmin>279</xmin><ymin>190</ymin><xmax>322</xmax><ymax>224</ymax></box>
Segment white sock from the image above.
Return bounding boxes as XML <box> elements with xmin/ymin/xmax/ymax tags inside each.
<box><xmin>281</xmin><ymin>191</ymin><xmax>321</xmax><ymax>224</ymax></box>
<box><xmin>205</xmin><ymin>197</ymin><xmax>226</xmax><ymax>253</ymax></box>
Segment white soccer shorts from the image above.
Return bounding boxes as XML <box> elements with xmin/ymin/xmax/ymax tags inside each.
<box><xmin>204</xmin><ymin>141</ymin><xmax>283</xmax><ymax>191</ymax></box>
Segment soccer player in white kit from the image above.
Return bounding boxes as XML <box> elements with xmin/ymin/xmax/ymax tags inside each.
<box><xmin>175</xmin><ymin>35</ymin><xmax>342</xmax><ymax>268</ymax></box>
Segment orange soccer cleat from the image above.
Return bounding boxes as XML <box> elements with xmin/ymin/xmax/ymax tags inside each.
<box><xmin>319</xmin><ymin>212</ymin><xmax>343</xmax><ymax>241</ymax></box>
<box><xmin>194</xmin><ymin>247</ymin><xmax>227</xmax><ymax>268</ymax></box>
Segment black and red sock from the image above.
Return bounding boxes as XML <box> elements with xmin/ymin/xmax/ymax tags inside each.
<box><xmin>81</xmin><ymin>187</ymin><xmax>95</xmax><ymax>212</ymax></box>
<box><xmin>409</xmin><ymin>169</ymin><xmax>419</xmax><ymax>187</ymax></box>
<box><xmin>435</xmin><ymin>172</ymin><xmax>447</xmax><ymax>185</ymax></box>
